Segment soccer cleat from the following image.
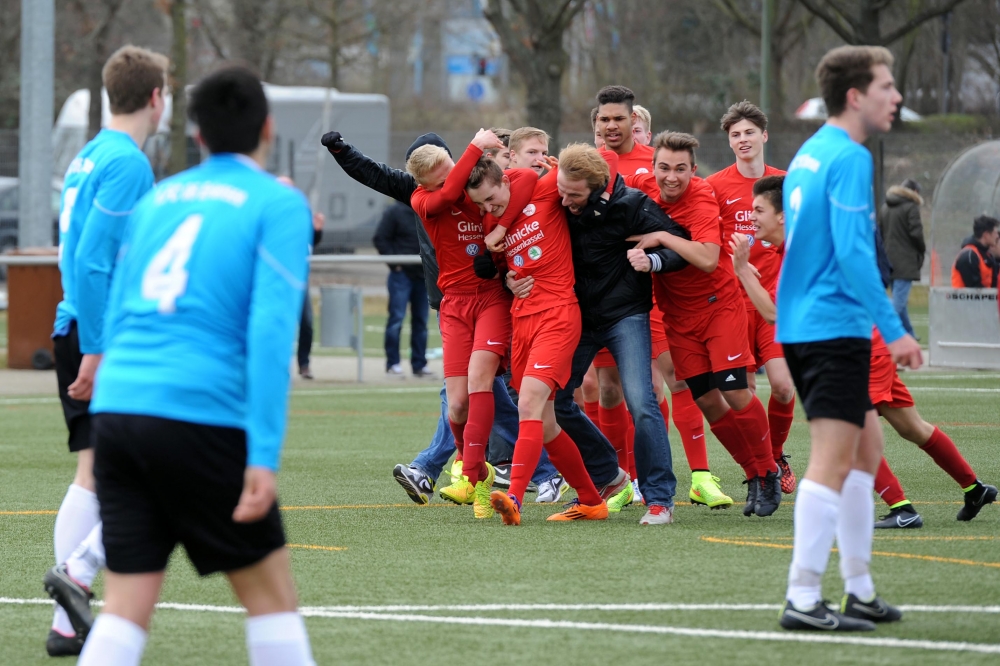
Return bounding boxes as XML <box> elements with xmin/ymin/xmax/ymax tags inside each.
<box><xmin>439</xmin><ymin>460</ymin><xmax>475</xmax><ymax>505</ymax></box>
<box><xmin>778</xmin><ymin>600</ymin><xmax>876</xmax><ymax>631</ymax></box>
<box><xmin>392</xmin><ymin>464</ymin><xmax>435</xmax><ymax>505</ymax></box>
<box><xmin>606</xmin><ymin>478</ymin><xmax>635</xmax><ymax>513</ymax></box>
<box><xmin>43</xmin><ymin>564</ymin><xmax>93</xmax><ymax>637</ymax></box>
<box><xmin>639</xmin><ymin>504</ymin><xmax>674</xmax><ymax>525</ymax></box>
<box><xmin>46</xmin><ymin>629</ymin><xmax>85</xmax><ymax>657</ymax></box>
<box><xmin>473</xmin><ymin>463</ymin><xmax>497</xmax><ymax>519</ymax></box>
<box><xmin>777</xmin><ymin>454</ymin><xmax>797</xmax><ymax>494</ymax></box>
<box><xmin>546</xmin><ymin>498</ymin><xmax>609</xmax><ymax>521</ymax></box>
<box><xmin>840</xmin><ymin>593</ymin><xmax>902</xmax><ymax>623</ymax></box>
<box><xmin>742</xmin><ymin>477</ymin><xmax>758</xmax><ymax>516</ymax></box>
<box><xmin>874</xmin><ymin>504</ymin><xmax>923</xmax><ymax>529</ymax></box>
<box><xmin>490</xmin><ymin>491</ymin><xmax>522</xmax><ymax>525</ymax></box>
<box><xmin>632</xmin><ymin>479</ymin><xmax>645</xmax><ymax>505</ymax></box>
<box><xmin>535</xmin><ymin>476</ymin><xmax>568</xmax><ymax>503</ymax></box>
<box><xmin>688</xmin><ymin>472</ymin><xmax>733</xmax><ymax>509</ymax></box>
<box><xmin>596</xmin><ymin>468</ymin><xmax>631</xmax><ymax>501</ymax></box>
<box><xmin>492</xmin><ymin>463</ymin><xmax>512</xmax><ymax>488</ymax></box>
<box><xmin>957</xmin><ymin>480</ymin><xmax>998</xmax><ymax>521</ymax></box>
<box><xmin>754</xmin><ymin>468</ymin><xmax>783</xmax><ymax>517</ymax></box>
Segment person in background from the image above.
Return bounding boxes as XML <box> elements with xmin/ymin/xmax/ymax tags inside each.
<box><xmin>373</xmin><ymin>201</ymin><xmax>431</xmax><ymax>378</ymax></box>
<box><xmin>632</xmin><ymin>104</ymin><xmax>652</xmax><ymax>146</ymax></box>
<box><xmin>952</xmin><ymin>215</ymin><xmax>999</xmax><ymax>288</ymax></box>
<box><xmin>879</xmin><ymin>178</ymin><xmax>925</xmax><ymax>338</ymax></box>
<box><xmin>483</xmin><ymin>127</ymin><xmax>512</xmax><ymax>168</ymax></box>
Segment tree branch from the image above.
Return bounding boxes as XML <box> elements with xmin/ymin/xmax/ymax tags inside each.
<box><xmin>795</xmin><ymin>0</ymin><xmax>858</xmax><ymax>43</ymax></box>
<box><xmin>713</xmin><ymin>0</ymin><xmax>757</xmax><ymax>34</ymax></box>
<box><xmin>825</xmin><ymin>0</ymin><xmax>863</xmax><ymax>32</ymax></box>
<box><xmin>880</xmin><ymin>0</ymin><xmax>969</xmax><ymax>45</ymax></box>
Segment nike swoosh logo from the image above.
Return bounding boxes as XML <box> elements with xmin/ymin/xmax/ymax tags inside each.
<box><xmin>727</xmin><ymin>353</ymin><xmax>742</xmax><ymax>361</ymax></box>
<box><xmin>486</xmin><ymin>339</ymin><xmax>504</xmax><ymax>346</ymax></box>
<box><xmin>850</xmin><ymin>601</ymin><xmax>888</xmax><ymax>618</ymax></box>
<box><xmin>896</xmin><ymin>515</ymin><xmax>920</xmax><ymax>527</ymax></box>
<box><xmin>786</xmin><ymin>609</ymin><xmax>839</xmax><ymax>629</ymax></box>
<box><xmin>726</xmin><ymin>197</ymin><xmax>742</xmax><ymax>205</ymax></box>
<box><xmin>451</xmin><ymin>210</ymin><xmax>462</xmax><ymax>215</ymax></box>
<box><xmin>533</xmin><ymin>363</ymin><xmax>551</xmax><ymax>369</ymax></box>
<box><xmin>692</xmin><ymin>434</ymin><xmax>704</xmax><ymax>439</ymax></box>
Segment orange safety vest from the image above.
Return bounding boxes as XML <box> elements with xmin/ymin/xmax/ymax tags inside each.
<box><xmin>951</xmin><ymin>243</ymin><xmax>994</xmax><ymax>288</ymax></box>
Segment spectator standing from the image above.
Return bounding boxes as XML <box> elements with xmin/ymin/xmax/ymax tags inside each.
<box><xmin>951</xmin><ymin>215</ymin><xmax>1000</xmax><ymax>288</ymax></box>
<box><xmin>374</xmin><ymin>201</ymin><xmax>431</xmax><ymax>377</ymax></box>
<box><xmin>879</xmin><ymin>178</ymin><xmax>925</xmax><ymax>338</ymax></box>
<box><xmin>297</xmin><ymin>210</ymin><xmax>325</xmax><ymax>379</ymax></box>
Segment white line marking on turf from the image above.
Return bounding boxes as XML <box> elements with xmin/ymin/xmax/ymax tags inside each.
<box><xmin>0</xmin><ymin>396</ymin><xmax>60</xmax><ymax>405</ymax></box>
<box><xmin>291</xmin><ymin>387</ymin><xmax>441</xmax><ymax>396</ymax></box>
<box><xmin>907</xmin><ymin>387</ymin><xmax>1000</xmax><ymax>393</ymax></box>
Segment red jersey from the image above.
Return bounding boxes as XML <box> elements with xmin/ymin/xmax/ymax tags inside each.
<box><xmin>615</xmin><ymin>141</ymin><xmax>654</xmax><ymax>177</ymax></box>
<box><xmin>625</xmin><ymin>173</ymin><xmax>741</xmax><ymax>318</ymax></box>
<box><xmin>496</xmin><ymin>168</ymin><xmax>576</xmax><ymax>318</ymax></box>
<box><xmin>707</xmin><ymin>163</ymin><xmax>786</xmax><ymax>308</ymax></box>
<box><xmin>410</xmin><ymin>144</ymin><xmax>489</xmax><ymax>293</ymax></box>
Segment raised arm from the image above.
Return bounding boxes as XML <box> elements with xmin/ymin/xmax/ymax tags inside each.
<box><xmin>323</xmin><ymin>133</ymin><xmax>419</xmax><ymax>206</ymax></box>
<box><xmin>730</xmin><ymin>233</ymin><xmax>776</xmax><ymax>324</ymax></box>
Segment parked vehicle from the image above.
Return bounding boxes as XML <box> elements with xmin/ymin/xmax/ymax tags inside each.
<box><xmin>0</xmin><ymin>177</ymin><xmax>61</xmax><ymax>279</ymax></box>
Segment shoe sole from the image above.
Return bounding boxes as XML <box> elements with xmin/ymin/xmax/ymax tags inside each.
<box><xmin>597</xmin><ymin>471</ymin><xmax>631</xmax><ymax>501</ymax></box>
<box><xmin>439</xmin><ymin>491</ymin><xmax>474</xmax><ymax>505</ymax></box>
<box><xmin>689</xmin><ymin>492</ymin><xmax>733</xmax><ymax>510</ymax></box>
<box><xmin>778</xmin><ymin>612</ymin><xmax>876</xmax><ymax>632</ymax></box>
<box><xmin>490</xmin><ymin>491</ymin><xmax>521</xmax><ymax>525</ymax></box>
<box><xmin>392</xmin><ymin>467</ymin><xmax>430</xmax><ymax>505</ymax></box>
<box><xmin>43</xmin><ymin>569</ymin><xmax>92</xmax><ymax>637</ymax></box>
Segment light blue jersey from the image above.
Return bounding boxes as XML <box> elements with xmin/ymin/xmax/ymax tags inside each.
<box><xmin>91</xmin><ymin>154</ymin><xmax>312</xmax><ymax>471</ymax></box>
<box><xmin>54</xmin><ymin>129</ymin><xmax>154</xmax><ymax>352</ymax></box>
<box><xmin>776</xmin><ymin>124</ymin><xmax>906</xmax><ymax>345</ymax></box>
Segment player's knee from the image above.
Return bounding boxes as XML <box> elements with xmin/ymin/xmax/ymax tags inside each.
<box><xmin>772</xmin><ymin>380</ymin><xmax>796</xmax><ymax>404</ymax></box>
<box><xmin>448</xmin><ymin>402</ymin><xmax>469</xmax><ymax>423</ymax></box>
<box><xmin>598</xmin><ymin>383</ymin><xmax>624</xmax><ymax>407</ymax></box>
<box><xmin>722</xmin><ymin>387</ymin><xmax>753</xmax><ymax>411</ymax></box>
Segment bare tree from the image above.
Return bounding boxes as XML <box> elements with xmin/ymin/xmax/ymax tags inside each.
<box><xmin>168</xmin><ymin>0</ymin><xmax>188</xmax><ymax>176</ymax></box>
<box><xmin>70</xmin><ymin>0</ymin><xmax>129</xmax><ymax>138</ymax></box>
<box><xmin>189</xmin><ymin>0</ymin><xmax>291</xmax><ymax>79</ymax></box>
<box><xmin>795</xmin><ymin>0</ymin><xmax>969</xmax><ymax>45</ymax></box>
<box><xmin>482</xmin><ymin>0</ymin><xmax>588</xmax><ymax>147</ymax></box>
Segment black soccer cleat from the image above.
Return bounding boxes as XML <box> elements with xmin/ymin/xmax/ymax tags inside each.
<box><xmin>840</xmin><ymin>593</ymin><xmax>903</xmax><ymax>623</ymax></box>
<box><xmin>43</xmin><ymin>564</ymin><xmax>93</xmax><ymax>637</ymax></box>
<box><xmin>392</xmin><ymin>464</ymin><xmax>435</xmax><ymax>505</ymax></box>
<box><xmin>957</xmin><ymin>480</ymin><xmax>997</xmax><ymax>522</ymax></box>
<box><xmin>874</xmin><ymin>504</ymin><xmax>923</xmax><ymax>529</ymax></box>
<box><xmin>755</xmin><ymin>468</ymin><xmax>783</xmax><ymax>517</ymax></box>
<box><xmin>492</xmin><ymin>463</ymin><xmax>512</xmax><ymax>489</ymax></box>
<box><xmin>742</xmin><ymin>477</ymin><xmax>758</xmax><ymax>516</ymax></box>
<box><xmin>778</xmin><ymin>600</ymin><xmax>876</xmax><ymax>632</ymax></box>
<box><xmin>46</xmin><ymin>629</ymin><xmax>85</xmax><ymax>657</ymax></box>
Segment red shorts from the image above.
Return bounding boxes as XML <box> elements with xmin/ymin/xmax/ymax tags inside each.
<box><xmin>439</xmin><ymin>285</ymin><xmax>513</xmax><ymax>378</ymax></box>
<box><xmin>746</xmin><ymin>308</ymin><xmax>783</xmax><ymax>369</ymax></box>
<box><xmin>665</xmin><ymin>298</ymin><xmax>753</xmax><ymax>381</ymax></box>
<box><xmin>510</xmin><ymin>304</ymin><xmax>582</xmax><ymax>393</ymax></box>
<box><xmin>868</xmin><ymin>353</ymin><xmax>915</xmax><ymax>408</ymax></box>
<box><xmin>592</xmin><ymin>311</ymin><xmax>669</xmax><ymax>368</ymax></box>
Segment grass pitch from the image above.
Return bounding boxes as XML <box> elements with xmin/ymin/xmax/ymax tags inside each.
<box><xmin>0</xmin><ymin>370</ymin><xmax>998</xmax><ymax>664</ymax></box>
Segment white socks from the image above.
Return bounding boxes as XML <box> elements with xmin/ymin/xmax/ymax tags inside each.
<box><xmin>66</xmin><ymin>521</ymin><xmax>105</xmax><ymax>588</ymax></box>
<box><xmin>837</xmin><ymin>469</ymin><xmax>876</xmax><ymax>601</ymax></box>
<box><xmin>786</xmin><ymin>479</ymin><xmax>840</xmax><ymax>609</ymax></box>
<box><xmin>77</xmin><ymin>613</ymin><xmax>147</xmax><ymax>666</ymax></box>
<box><xmin>53</xmin><ymin>484</ymin><xmax>100</xmax><ymax>635</ymax></box>
<box><xmin>246</xmin><ymin>612</ymin><xmax>316</xmax><ymax>666</ymax></box>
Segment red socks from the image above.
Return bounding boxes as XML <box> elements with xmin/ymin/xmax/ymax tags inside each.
<box><xmin>874</xmin><ymin>457</ymin><xmax>908</xmax><ymax>507</ymax></box>
<box><xmin>545</xmin><ymin>429</ymin><xmax>603</xmax><ymax>506</ymax></box>
<box><xmin>598</xmin><ymin>401</ymin><xmax>630</xmax><ymax>471</ymax></box>
<box><xmin>767</xmin><ymin>394</ymin><xmax>795</xmax><ymax>460</ymax></box>
<box><xmin>920</xmin><ymin>426</ymin><xmax>977</xmax><ymax>489</ymax></box>
<box><xmin>584</xmin><ymin>400</ymin><xmax>599</xmax><ymax>426</ymax></box>
<box><xmin>732</xmin><ymin>397</ymin><xmax>777</xmax><ymax>478</ymax></box>
<box><xmin>509</xmin><ymin>420</ymin><xmax>544</xmax><ymax>503</ymax></box>
<box><xmin>709</xmin><ymin>409</ymin><xmax>755</xmax><ymax>479</ymax></box>
<box><xmin>462</xmin><ymin>391</ymin><xmax>494</xmax><ymax>486</ymax></box>
<box><xmin>671</xmin><ymin>390</ymin><xmax>709</xmax><ymax>471</ymax></box>
<box><xmin>449</xmin><ymin>420</ymin><xmax>465</xmax><ymax>461</ymax></box>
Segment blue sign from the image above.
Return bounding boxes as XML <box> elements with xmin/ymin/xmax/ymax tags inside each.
<box><xmin>467</xmin><ymin>81</ymin><xmax>485</xmax><ymax>102</ymax></box>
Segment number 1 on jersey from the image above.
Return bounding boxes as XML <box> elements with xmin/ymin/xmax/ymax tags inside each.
<box><xmin>142</xmin><ymin>214</ymin><xmax>203</xmax><ymax>313</ymax></box>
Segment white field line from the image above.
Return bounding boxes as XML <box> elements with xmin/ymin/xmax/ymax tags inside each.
<box><xmin>2</xmin><ymin>598</ymin><xmax>995</xmax><ymax>654</ymax></box>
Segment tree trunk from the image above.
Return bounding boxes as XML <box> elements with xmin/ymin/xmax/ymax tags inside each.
<box><xmin>523</xmin><ymin>41</ymin><xmax>566</xmax><ymax>148</ymax></box>
<box><xmin>168</xmin><ymin>0</ymin><xmax>188</xmax><ymax>176</ymax></box>
<box><xmin>857</xmin><ymin>1</ymin><xmax>883</xmax><ymax>44</ymax></box>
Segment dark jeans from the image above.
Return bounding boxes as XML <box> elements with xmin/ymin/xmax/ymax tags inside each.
<box><xmin>298</xmin><ymin>293</ymin><xmax>313</xmax><ymax>370</ymax></box>
<box><xmin>385</xmin><ymin>270</ymin><xmax>429</xmax><ymax>371</ymax></box>
<box><xmin>555</xmin><ymin>313</ymin><xmax>677</xmax><ymax>507</ymax></box>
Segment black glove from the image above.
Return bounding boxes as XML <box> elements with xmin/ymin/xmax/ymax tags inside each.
<box><xmin>473</xmin><ymin>253</ymin><xmax>498</xmax><ymax>279</ymax></box>
<box><xmin>321</xmin><ymin>131</ymin><xmax>345</xmax><ymax>154</ymax></box>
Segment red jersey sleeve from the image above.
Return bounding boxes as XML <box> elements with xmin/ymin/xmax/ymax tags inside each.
<box><xmin>497</xmin><ymin>168</ymin><xmax>540</xmax><ymax>227</ymax></box>
<box><xmin>599</xmin><ymin>149</ymin><xmax>619</xmax><ymax>193</ymax></box>
<box><xmin>409</xmin><ymin>143</ymin><xmax>484</xmax><ymax>219</ymax></box>
<box><xmin>684</xmin><ymin>181</ymin><xmax>724</xmax><ymax>245</ymax></box>
<box><xmin>623</xmin><ymin>172</ymin><xmax>658</xmax><ymax>197</ymax></box>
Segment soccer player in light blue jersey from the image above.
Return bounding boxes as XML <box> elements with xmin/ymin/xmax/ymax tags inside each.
<box><xmin>775</xmin><ymin>46</ymin><xmax>922</xmax><ymax>632</ymax></box>
<box><xmin>43</xmin><ymin>45</ymin><xmax>168</xmax><ymax>658</ymax></box>
<box><xmin>76</xmin><ymin>67</ymin><xmax>316</xmax><ymax>666</ymax></box>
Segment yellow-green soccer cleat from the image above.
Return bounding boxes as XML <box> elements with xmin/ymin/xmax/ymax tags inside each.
<box><xmin>689</xmin><ymin>471</ymin><xmax>734</xmax><ymax>509</ymax></box>
<box><xmin>440</xmin><ymin>460</ymin><xmax>475</xmax><ymax>505</ymax></box>
<box><xmin>606</xmin><ymin>477</ymin><xmax>635</xmax><ymax>513</ymax></box>
<box><xmin>473</xmin><ymin>463</ymin><xmax>497</xmax><ymax>519</ymax></box>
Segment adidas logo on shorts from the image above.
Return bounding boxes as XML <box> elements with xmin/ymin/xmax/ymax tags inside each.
<box><xmin>725</xmin><ymin>374</ymin><xmax>736</xmax><ymax>382</ymax></box>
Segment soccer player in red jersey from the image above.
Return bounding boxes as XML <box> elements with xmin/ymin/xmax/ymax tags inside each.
<box><xmin>627</xmin><ymin>132</ymin><xmax>782</xmax><ymax>517</ymax></box>
<box><xmin>706</xmin><ymin>101</ymin><xmax>797</xmax><ymax>495</ymax></box>
<box><xmin>466</xmin><ymin>148</ymin><xmax>612</xmax><ymax>524</ymax></box>
<box><xmin>407</xmin><ymin>128</ymin><xmax>511</xmax><ymax>520</ymax></box>
<box><xmin>731</xmin><ymin>175</ymin><xmax>997</xmax><ymax>532</ymax></box>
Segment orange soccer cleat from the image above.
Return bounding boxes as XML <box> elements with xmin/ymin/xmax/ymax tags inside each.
<box><xmin>546</xmin><ymin>499</ymin><xmax>609</xmax><ymax>522</ymax></box>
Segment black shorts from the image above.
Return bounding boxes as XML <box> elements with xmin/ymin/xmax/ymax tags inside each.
<box><xmin>782</xmin><ymin>338</ymin><xmax>873</xmax><ymax>428</ymax></box>
<box><xmin>93</xmin><ymin>413</ymin><xmax>286</xmax><ymax>576</ymax></box>
<box><xmin>53</xmin><ymin>323</ymin><xmax>91</xmax><ymax>452</ymax></box>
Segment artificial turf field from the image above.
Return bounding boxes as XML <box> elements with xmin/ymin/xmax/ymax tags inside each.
<box><xmin>0</xmin><ymin>371</ymin><xmax>998</xmax><ymax>664</ymax></box>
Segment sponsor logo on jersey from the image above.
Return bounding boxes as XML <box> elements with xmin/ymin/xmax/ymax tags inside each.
<box><xmin>635</xmin><ymin>167</ymin><xmax>649</xmax><ymax>175</ymax></box>
<box><xmin>513</xmin><ymin>255</ymin><xmax>524</xmax><ymax>267</ymax></box>
<box><xmin>726</xmin><ymin>197</ymin><xmax>742</xmax><ymax>205</ymax></box>
<box><xmin>760</xmin><ymin>240</ymin><xmax>772</xmax><ymax>248</ymax></box>
<box><xmin>522</xmin><ymin>204</ymin><xmax>536</xmax><ymax>216</ymax></box>
<box><xmin>789</xmin><ymin>154</ymin><xmax>821</xmax><ymax>173</ymax></box>
<box><xmin>527</xmin><ymin>246</ymin><xmax>542</xmax><ymax>261</ymax></box>
<box><xmin>466</xmin><ymin>243</ymin><xmax>481</xmax><ymax>256</ymax></box>
<box><xmin>747</xmin><ymin>235</ymin><xmax>756</xmax><ymax>247</ymax></box>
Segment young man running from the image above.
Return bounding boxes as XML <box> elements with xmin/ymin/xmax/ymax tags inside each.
<box><xmin>706</xmin><ymin>101</ymin><xmax>797</xmax><ymax>495</ymax></box>
<box><xmin>627</xmin><ymin>133</ymin><xmax>782</xmax><ymax>517</ymax></box>
<box><xmin>774</xmin><ymin>46</ymin><xmax>922</xmax><ymax>631</ymax></box>
<box><xmin>43</xmin><ymin>45</ymin><xmax>168</xmax><ymax>657</ymax></box>
<box><xmin>77</xmin><ymin>66</ymin><xmax>316</xmax><ymax>665</ymax></box>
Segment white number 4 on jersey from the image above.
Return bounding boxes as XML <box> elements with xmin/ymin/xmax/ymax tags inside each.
<box><xmin>141</xmin><ymin>214</ymin><xmax>203</xmax><ymax>313</ymax></box>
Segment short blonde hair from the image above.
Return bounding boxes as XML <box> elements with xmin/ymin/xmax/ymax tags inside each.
<box><xmin>406</xmin><ymin>145</ymin><xmax>450</xmax><ymax>184</ymax></box>
<box><xmin>558</xmin><ymin>143</ymin><xmax>610</xmax><ymax>191</ymax></box>
<box><xmin>633</xmin><ymin>104</ymin><xmax>651</xmax><ymax>129</ymax></box>
<box><xmin>509</xmin><ymin>127</ymin><xmax>550</xmax><ymax>154</ymax></box>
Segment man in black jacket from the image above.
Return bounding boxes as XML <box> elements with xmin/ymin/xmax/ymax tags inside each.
<box><xmin>373</xmin><ymin>201</ymin><xmax>430</xmax><ymax>377</ymax></box>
